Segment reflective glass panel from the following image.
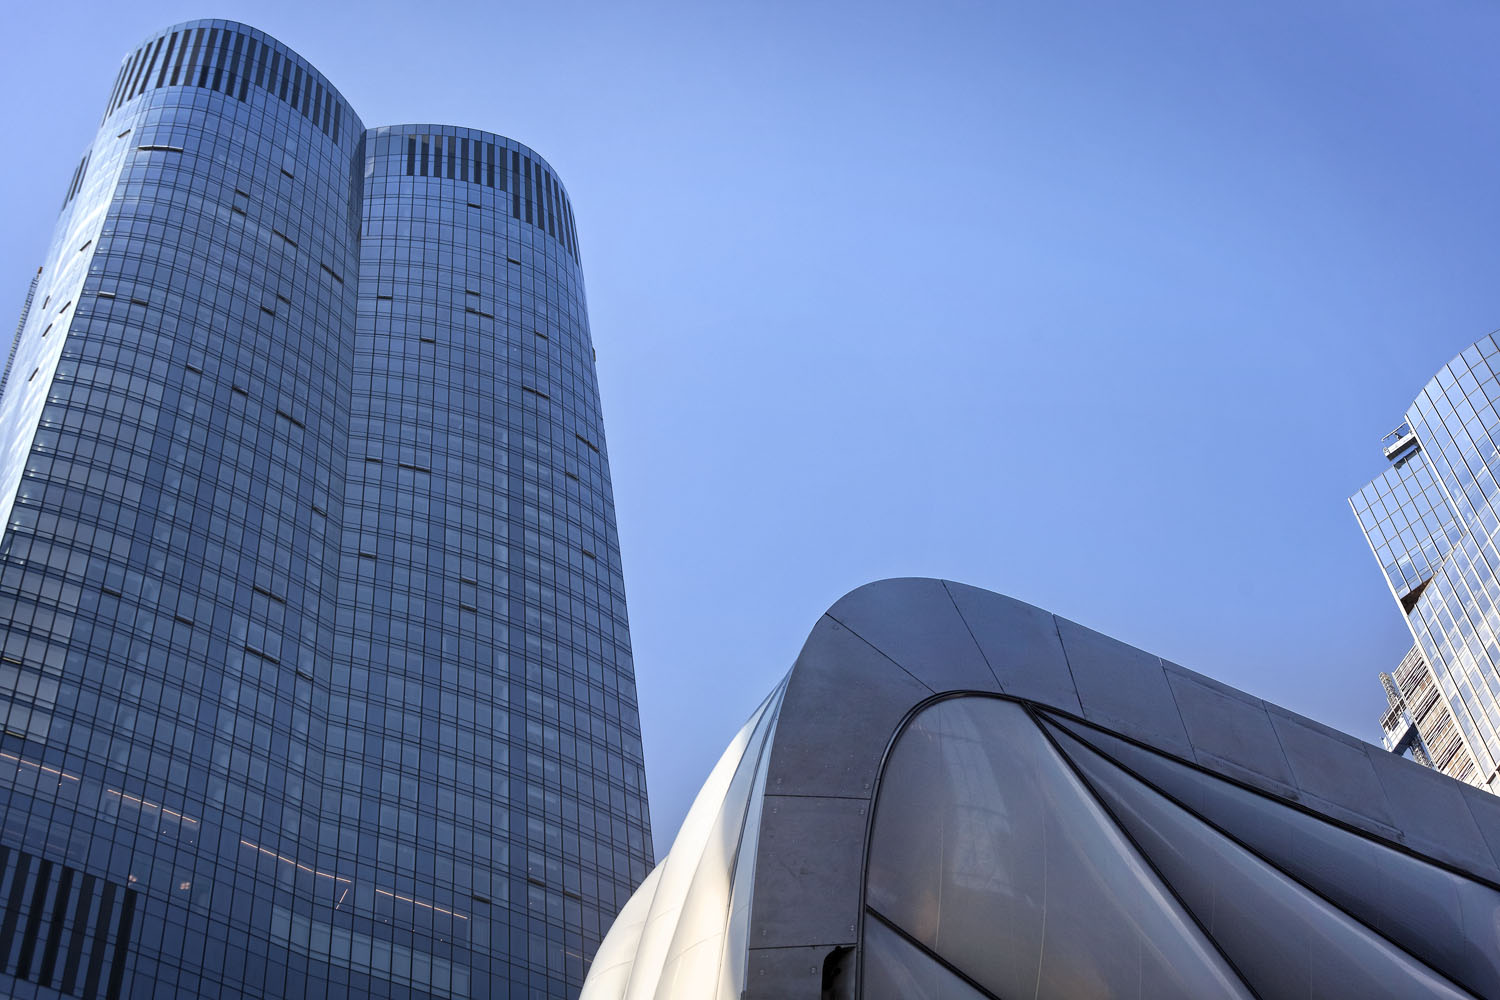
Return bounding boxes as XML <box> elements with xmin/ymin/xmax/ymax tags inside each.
<box><xmin>1052</xmin><ymin>724</ymin><xmax>1478</xmax><ymax>1000</ymax></box>
<box><xmin>865</xmin><ymin>697</ymin><xmax>1252</xmax><ymax>999</ymax></box>
<box><xmin>1044</xmin><ymin>712</ymin><xmax>1500</xmax><ymax>997</ymax></box>
<box><xmin>862</xmin><ymin>915</ymin><xmax>989</xmax><ymax>1000</ymax></box>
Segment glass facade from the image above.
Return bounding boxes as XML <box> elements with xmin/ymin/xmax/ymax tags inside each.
<box><xmin>0</xmin><ymin>19</ymin><xmax>650</xmax><ymax>999</ymax></box>
<box><xmin>865</xmin><ymin>698</ymin><xmax>1493</xmax><ymax>1000</ymax></box>
<box><xmin>865</xmin><ymin>698</ymin><xmax>1251</xmax><ymax>1000</ymax></box>
<box><xmin>1353</xmin><ymin>333</ymin><xmax>1500</xmax><ymax>792</ymax></box>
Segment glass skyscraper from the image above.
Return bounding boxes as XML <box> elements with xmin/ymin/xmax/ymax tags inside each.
<box><xmin>0</xmin><ymin>19</ymin><xmax>651</xmax><ymax>999</ymax></box>
<box><xmin>1352</xmin><ymin>333</ymin><xmax>1500</xmax><ymax>794</ymax></box>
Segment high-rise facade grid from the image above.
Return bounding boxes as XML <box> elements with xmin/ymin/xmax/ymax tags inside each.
<box><xmin>1353</xmin><ymin>333</ymin><xmax>1500</xmax><ymax>793</ymax></box>
<box><xmin>0</xmin><ymin>20</ymin><xmax>651</xmax><ymax>999</ymax></box>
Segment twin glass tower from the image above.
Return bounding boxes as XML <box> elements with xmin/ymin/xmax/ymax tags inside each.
<box><xmin>0</xmin><ymin>20</ymin><xmax>650</xmax><ymax>1000</ymax></box>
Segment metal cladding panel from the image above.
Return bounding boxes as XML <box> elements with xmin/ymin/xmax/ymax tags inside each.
<box><xmin>584</xmin><ymin>578</ymin><xmax>1500</xmax><ymax>1000</ymax></box>
<box><xmin>764</xmin><ymin>618</ymin><xmax>930</xmax><ymax>801</ymax></box>
<box><xmin>1362</xmin><ymin>742</ymin><xmax>1498</xmax><ymax>879</ymax></box>
<box><xmin>1164</xmin><ymin>663</ymin><xmax>1299</xmax><ymax>794</ymax></box>
<box><xmin>1055</xmin><ymin>614</ymin><xmax>1194</xmax><ymax>759</ymax></box>
<box><xmin>943</xmin><ymin>580</ymin><xmax>1081</xmax><ymax>711</ymax></box>
<box><xmin>824</xmin><ymin>577</ymin><xmax>998</xmax><ymax>695</ymax></box>
<box><xmin>1266</xmin><ymin>704</ymin><xmax>1399</xmax><ymax>830</ymax></box>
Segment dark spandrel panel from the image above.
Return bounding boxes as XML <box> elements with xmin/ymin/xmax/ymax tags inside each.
<box><xmin>1052</xmin><ymin>724</ymin><xmax>1478</xmax><ymax>1000</ymax></box>
<box><xmin>862</xmin><ymin>915</ymin><xmax>990</xmax><ymax>1000</ymax></box>
<box><xmin>865</xmin><ymin>697</ymin><xmax>1252</xmax><ymax>1000</ymax></box>
<box><xmin>1042</xmin><ymin>712</ymin><xmax>1500</xmax><ymax>998</ymax></box>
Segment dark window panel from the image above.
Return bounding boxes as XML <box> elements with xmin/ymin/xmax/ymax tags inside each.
<box><xmin>210</xmin><ymin>30</ymin><xmax>232</xmax><ymax>91</ymax></box>
<box><xmin>15</xmin><ymin>857</ymin><xmax>53</xmax><ymax>979</ymax></box>
<box><xmin>238</xmin><ymin>39</ymin><xmax>257</xmax><ymax>100</ymax></box>
<box><xmin>104</xmin><ymin>55</ymin><xmax>133</xmax><ymax>117</ymax></box>
<box><xmin>104</xmin><ymin>889</ymin><xmax>137</xmax><ymax>1000</ymax></box>
<box><xmin>135</xmin><ymin>37</ymin><xmax>164</xmax><ymax>99</ymax></box>
<box><xmin>60</xmin><ymin>874</ymin><xmax>95</xmax><ymax>995</ymax></box>
<box><xmin>0</xmin><ymin>850</ymin><xmax>33</xmax><ymax>968</ymax></box>
<box><xmin>121</xmin><ymin>43</ymin><xmax>148</xmax><ymax>104</ymax></box>
<box><xmin>196</xmin><ymin>28</ymin><xmax>219</xmax><ymax>88</ymax></box>
<box><xmin>177</xmin><ymin>28</ymin><xmax>204</xmax><ymax>88</ymax></box>
<box><xmin>226</xmin><ymin>34</ymin><xmax>246</xmax><ymax>97</ymax></box>
<box><xmin>523</xmin><ymin>156</ymin><xmax>534</xmax><ymax>223</ymax></box>
<box><xmin>82</xmin><ymin>881</ymin><xmax>116</xmax><ymax>1000</ymax></box>
<box><xmin>544</xmin><ymin>172</ymin><xmax>557</xmax><ymax>237</ymax></box>
<box><xmin>36</xmin><ymin>865</ymin><xmax>74</xmax><ymax>987</ymax></box>
<box><xmin>110</xmin><ymin>47</ymin><xmax>141</xmax><ymax>113</ymax></box>
<box><xmin>156</xmin><ymin>32</ymin><xmax>181</xmax><ymax>89</ymax></box>
<box><xmin>512</xmin><ymin>151</ymin><xmax>522</xmax><ymax>216</ymax></box>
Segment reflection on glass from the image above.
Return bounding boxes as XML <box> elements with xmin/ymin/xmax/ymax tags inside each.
<box><xmin>1044</xmin><ymin>712</ymin><xmax>1500</xmax><ymax>998</ymax></box>
<box><xmin>1053</xmin><ymin>725</ymin><xmax>1477</xmax><ymax>1000</ymax></box>
<box><xmin>865</xmin><ymin>697</ymin><xmax>1251</xmax><ymax>999</ymax></box>
<box><xmin>862</xmin><ymin>914</ymin><xmax>988</xmax><ymax>1000</ymax></box>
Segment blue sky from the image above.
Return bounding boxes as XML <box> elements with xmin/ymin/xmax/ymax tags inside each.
<box><xmin>4</xmin><ymin>0</ymin><xmax>1497</xmax><ymax>853</ymax></box>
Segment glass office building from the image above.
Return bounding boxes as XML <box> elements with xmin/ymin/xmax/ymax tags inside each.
<box><xmin>0</xmin><ymin>20</ymin><xmax>651</xmax><ymax>999</ymax></box>
<box><xmin>582</xmin><ymin>578</ymin><xmax>1500</xmax><ymax>1000</ymax></box>
<box><xmin>1352</xmin><ymin>333</ymin><xmax>1500</xmax><ymax>794</ymax></box>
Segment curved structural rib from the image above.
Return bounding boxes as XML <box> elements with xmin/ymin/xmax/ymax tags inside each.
<box><xmin>585</xmin><ymin>578</ymin><xmax>1500</xmax><ymax>1000</ymax></box>
<box><xmin>0</xmin><ymin>20</ymin><xmax>649</xmax><ymax>1000</ymax></box>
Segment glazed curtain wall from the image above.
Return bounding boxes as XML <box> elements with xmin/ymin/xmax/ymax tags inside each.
<box><xmin>864</xmin><ymin>697</ymin><xmax>1500</xmax><ymax>999</ymax></box>
<box><xmin>350</xmin><ymin>125</ymin><xmax>651</xmax><ymax>996</ymax></box>
<box><xmin>0</xmin><ymin>31</ymin><xmax>363</xmax><ymax>999</ymax></box>
<box><xmin>0</xmin><ymin>19</ymin><xmax>651</xmax><ymax>1000</ymax></box>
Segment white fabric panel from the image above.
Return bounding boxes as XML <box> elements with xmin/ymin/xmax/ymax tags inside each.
<box><xmin>580</xmin><ymin>677</ymin><xmax>788</xmax><ymax>1000</ymax></box>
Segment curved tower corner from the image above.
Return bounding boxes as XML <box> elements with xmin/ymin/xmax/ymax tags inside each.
<box><xmin>0</xmin><ymin>20</ymin><xmax>650</xmax><ymax>999</ymax></box>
